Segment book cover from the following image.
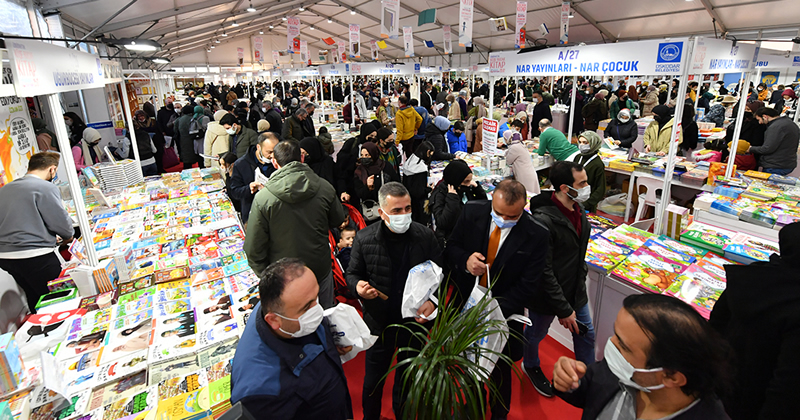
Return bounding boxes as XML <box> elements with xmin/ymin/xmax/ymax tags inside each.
<box><xmin>204</xmin><ymin>358</ymin><xmax>232</xmax><ymax>383</ymax></box>
<box><xmin>118</xmin><ymin>276</ymin><xmax>153</xmax><ymax>296</ymax></box>
<box><xmin>723</xmin><ymin>244</ymin><xmax>772</xmax><ymax>264</ymax></box>
<box><xmin>154</xmin><ymin>267</ymin><xmax>191</xmax><ymax>285</ymax></box>
<box><xmin>95</xmin><ymin>350</ymin><xmax>148</xmax><ymax>386</ymax></box>
<box><xmin>665</xmin><ymin>265</ymin><xmax>726</xmax><ymax>319</ymax></box>
<box><xmin>612</xmin><ymin>248</ymin><xmax>689</xmax><ymax>293</ymax></box>
<box><xmin>189</xmin><ymin>268</ymin><xmax>225</xmax><ymax>287</ymax></box>
<box><xmin>615</xmin><ymin>225</ymin><xmax>655</xmax><ymax>244</ymax></box>
<box><xmin>201</xmin><ymin>376</ymin><xmax>231</xmax><ymax>418</ymax></box>
<box><xmin>155</xmin><ymin>287</ymin><xmax>191</xmax><ymax>304</ymax></box>
<box><xmin>681</xmin><ymin>222</ymin><xmax>736</xmax><ymax>252</ymax></box>
<box><xmin>221</xmin><ymin>261</ymin><xmax>249</xmax><ymax>277</ymax></box>
<box><xmin>601</xmin><ymin>229</ymin><xmax>645</xmax><ymax>250</ymax></box>
<box><xmin>99</xmin><ymin>319</ymin><xmax>152</xmax><ymax>365</ymax></box>
<box><xmin>643</xmin><ymin>239</ymin><xmax>696</xmax><ymax>265</ymax></box>
<box><xmin>54</xmin><ymin>329</ymin><xmax>107</xmax><ymax>361</ymax></box>
<box><xmin>149</xmin><ymin>336</ymin><xmax>198</xmax><ymax>364</ymax></box>
<box><xmin>154</xmin><ymin>389</ymin><xmax>211</xmax><ymax>420</ymax></box>
<box><xmin>196</xmin><ymin>337</ymin><xmax>238</xmax><ymax>370</ymax></box>
<box><xmin>111</xmin><ymin>310</ymin><xmax>153</xmax><ymax>332</ymax></box>
<box><xmin>731</xmin><ymin>232</ymin><xmax>780</xmax><ymax>256</ymax></box>
<box><xmin>87</xmin><ymin>371</ymin><xmax>148</xmax><ymax>411</ymax></box>
<box><xmin>654</xmin><ymin>235</ymin><xmax>706</xmax><ymax>258</ymax></box>
<box><xmin>196</xmin><ymin>320</ymin><xmax>239</xmax><ymax>349</ymax></box>
<box><xmin>227</xmin><ymin>272</ymin><xmax>259</xmax><ymax>295</ymax></box>
<box><xmin>101</xmin><ymin>385</ymin><xmax>157</xmax><ymax>420</ymax></box>
<box><xmin>157</xmin><ymin>369</ymin><xmax>208</xmax><ymax>400</ymax></box>
<box><xmin>148</xmin><ymin>354</ymin><xmax>201</xmax><ymax>386</ymax></box>
<box><xmin>155</xmin><ymin>300</ymin><xmax>193</xmax><ymax>318</ymax></box>
<box><xmin>585</xmin><ymin>237</ymin><xmax>633</xmax><ymax>273</ymax></box>
<box><xmin>79</xmin><ymin>290</ymin><xmax>119</xmax><ymax>312</ymax></box>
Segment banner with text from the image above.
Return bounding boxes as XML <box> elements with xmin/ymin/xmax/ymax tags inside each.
<box><xmin>0</xmin><ymin>96</ymin><xmax>35</xmax><ymax>187</ymax></box>
<box><xmin>333</xmin><ymin>46</ymin><xmax>340</xmax><ymax>64</ymax></box>
<box><xmin>287</xmin><ymin>17</ymin><xmax>300</xmax><ymax>53</ymax></box>
<box><xmin>403</xmin><ymin>26</ymin><xmax>414</xmax><ymax>57</ymax></box>
<box><xmin>443</xmin><ymin>25</ymin><xmax>452</xmax><ymax>54</ymax></box>
<box><xmin>338</xmin><ymin>40</ymin><xmax>347</xmax><ymax>62</ymax></box>
<box><xmin>482</xmin><ymin>118</ymin><xmax>498</xmax><ymax>156</ymax></box>
<box><xmin>272</xmin><ymin>51</ymin><xmax>281</xmax><ymax>67</ymax></box>
<box><xmin>515</xmin><ymin>1</ymin><xmax>527</xmax><ymax>49</ymax></box>
<box><xmin>380</xmin><ymin>0</ymin><xmax>400</xmax><ymax>39</ymax></box>
<box><xmin>237</xmin><ymin>48</ymin><xmax>244</xmax><ymax>65</ymax></box>
<box><xmin>349</xmin><ymin>24</ymin><xmax>361</xmax><ymax>58</ymax></box>
<box><xmin>252</xmin><ymin>36</ymin><xmax>264</xmax><ymax>62</ymax></box>
<box><xmin>458</xmin><ymin>0</ymin><xmax>473</xmax><ymax>47</ymax></box>
<box><xmin>370</xmin><ymin>40</ymin><xmax>379</xmax><ymax>60</ymax></box>
<box><xmin>300</xmin><ymin>40</ymin><xmax>309</xmax><ymax>64</ymax></box>
<box><xmin>488</xmin><ymin>38</ymin><xmax>691</xmax><ymax>76</ymax></box>
<box><xmin>691</xmin><ymin>37</ymin><xmax>757</xmax><ymax>73</ymax></box>
<box><xmin>559</xmin><ymin>2</ymin><xmax>569</xmax><ymax>45</ymax></box>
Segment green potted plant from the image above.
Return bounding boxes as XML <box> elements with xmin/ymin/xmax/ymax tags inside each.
<box><xmin>384</xmin><ymin>280</ymin><xmax>523</xmax><ymax>419</ymax></box>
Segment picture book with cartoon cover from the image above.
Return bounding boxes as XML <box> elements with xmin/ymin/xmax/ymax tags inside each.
<box><xmin>155</xmin><ymin>299</ymin><xmax>193</xmax><ymax>318</ymax></box>
<box><xmin>202</xmin><ymin>375</ymin><xmax>232</xmax><ymax>418</ymax></box>
<box><xmin>665</xmin><ymin>264</ymin><xmax>726</xmax><ymax>319</ymax></box>
<box><xmin>147</xmin><ymin>354</ymin><xmax>201</xmax><ymax>386</ymax></box>
<box><xmin>110</xmin><ymin>310</ymin><xmax>153</xmax><ymax>332</ymax></box>
<box><xmin>612</xmin><ymin>248</ymin><xmax>689</xmax><ymax>293</ymax></box>
<box><xmin>154</xmin><ymin>389</ymin><xmax>211</xmax><ymax>420</ymax></box>
<box><xmin>155</xmin><ymin>287</ymin><xmax>191</xmax><ymax>304</ymax></box>
<box><xmin>601</xmin><ymin>229</ymin><xmax>645</xmax><ymax>250</ymax></box>
<box><xmin>642</xmin><ymin>239</ymin><xmax>697</xmax><ymax>265</ymax></box>
<box><xmin>585</xmin><ymin>236</ymin><xmax>633</xmax><ymax>273</ymax></box>
<box><xmin>101</xmin><ymin>385</ymin><xmax>157</xmax><ymax>420</ymax></box>
<box><xmin>154</xmin><ymin>267</ymin><xmax>191</xmax><ymax>285</ymax></box>
<box><xmin>204</xmin><ymin>358</ymin><xmax>232</xmax><ymax>383</ymax></box>
<box><xmin>680</xmin><ymin>221</ymin><xmax>736</xmax><ymax>252</ymax></box>
<box><xmin>95</xmin><ymin>350</ymin><xmax>148</xmax><ymax>386</ymax></box>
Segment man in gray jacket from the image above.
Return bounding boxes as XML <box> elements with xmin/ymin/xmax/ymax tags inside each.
<box><xmin>0</xmin><ymin>152</ymin><xmax>73</xmax><ymax>312</ymax></box>
<box><xmin>750</xmin><ymin>107</ymin><xmax>800</xmax><ymax>176</ymax></box>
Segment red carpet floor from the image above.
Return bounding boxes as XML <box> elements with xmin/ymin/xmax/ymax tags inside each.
<box><xmin>342</xmin><ymin>335</ymin><xmax>583</xmax><ymax>420</ymax></box>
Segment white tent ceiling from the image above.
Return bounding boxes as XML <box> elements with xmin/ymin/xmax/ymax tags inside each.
<box><xmin>42</xmin><ymin>0</ymin><xmax>800</xmax><ymax>64</ymax></box>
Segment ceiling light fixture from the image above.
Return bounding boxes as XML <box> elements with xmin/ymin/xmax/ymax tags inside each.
<box><xmin>231</xmin><ymin>20</ymin><xmax>239</xmax><ymax>27</ymax></box>
<box><xmin>151</xmin><ymin>57</ymin><xmax>170</xmax><ymax>64</ymax></box>
<box><xmin>117</xmin><ymin>38</ymin><xmax>161</xmax><ymax>51</ymax></box>
<box><xmin>568</xmin><ymin>11</ymin><xmax>574</xmax><ymax>18</ymax></box>
<box><xmin>259</xmin><ymin>30</ymin><xmax>264</xmax><ymax>34</ymax></box>
<box><xmin>282</xmin><ymin>16</ymin><xmax>287</xmax><ymax>21</ymax></box>
<box><xmin>310</xmin><ymin>25</ymin><xmax>315</xmax><ymax>30</ymax></box>
<box><xmin>222</xmin><ymin>31</ymin><xmax>228</xmax><ymax>36</ymax></box>
<box><xmin>211</xmin><ymin>45</ymin><xmax>215</xmax><ymax>48</ymax></box>
<box><xmin>327</xmin><ymin>18</ymin><xmax>332</xmax><ymax>23</ymax></box>
<box><xmin>246</xmin><ymin>1</ymin><xmax>256</xmax><ymax>12</ymax></box>
<box><xmin>299</xmin><ymin>5</ymin><xmax>305</xmax><ymax>11</ymax></box>
<box><xmin>269</xmin><ymin>25</ymin><xmax>274</xmax><ymax>29</ymax></box>
<box><xmin>215</xmin><ymin>39</ymin><xmax>221</xmax><ymax>43</ymax></box>
<box><xmin>350</xmin><ymin>8</ymin><xmax>356</xmax><ymax>15</ymax></box>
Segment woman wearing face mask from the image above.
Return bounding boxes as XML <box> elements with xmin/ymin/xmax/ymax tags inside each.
<box><xmin>757</xmin><ymin>82</ymin><xmax>769</xmax><ymax>102</ymax></box>
<box><xmin>572</xmin><ymin>131</ymin><xmax>605</xmax><ymax>212</ymax></box>
<box><xmin>605</xmin><ymin>109</ymin><xmax>638</xmax><ymax>148</ymax></box>
<box><xmin>78</xmin><ymin>127</ymin><xmax>103</xmax><ymax>169</ymax></box>
<box><xmin>377</xmin><ymin>97</ymin><xmax>394</xmax><ymax>128</ymax></box>
<box><xmin>299</xmin><ymin>137</ymin><xmax>335</xmax><ymax>187</ymax></box>
<box><xmin>773</xmin><ymin>88</ymin><xmax>797</xmax><ymax>119</ymax></box>
<box><xmin>218</xmin><ymin>152</ymin><xmax>241</xmax><ymax>213</ymax></box>
<box><xmin>133</xmin><ymin>109</ymin><xmax>167</xmax><ymax>173</ymax></box>
<box><xmin>354</xmin><ymin>142</ymin><xmax>400</xmax><ymax>215</ymax></box>
<box><xmin>680</xmin><ymin>104</ymin><xmax>699</xmax><ymax>156</ymax></box>
<box><xmin>428</xmin><ymin>159</ymin><xmax>487</xmax><ymax>248</ymax></box>
<box><xmin>63</xmin><ymin>112</ymin><xmax>87</xmax><ymax>147</ymax></box>
<box><xmin>504</xmin><ymin>130</ymin><xmax>541</xmax><ymax>195</ymax></box>
<box><xmin>645</xmin><ymin>105</ymin><xmax>682</xmax><ymax>155</ymax></box>
<box><xmin>553</xmin><ymin>294</ymin><xmax>733</xmax><ymax>420</ymax></box>
<box><xmin>402</xmin><ymin>141</ymin><xmax>435</xmax><ymax>225</ymax></box>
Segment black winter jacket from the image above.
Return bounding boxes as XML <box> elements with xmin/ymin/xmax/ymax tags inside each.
<box><xmin>264</xmin><ymin>108</ymin><xmax>284</xmax><ymax>136</ymax></box>
<box><xmin>528</xmin><ymin>193</ymin><xmax>590</xmax><ymax>318</ymax></box>
<box><xmin>424</xmin><ymin>123</ymin><xmax>455</xmax><ymax>160</ymax></box>
<box><xmin>229</xmin><ymin>145</ymin><xmax>276</xmax><ymax>223</ymax></box>
<box><xmin>353</xmin><ymin>165</ymin><xmax>400</xmax><ymax>203</ymax></box>
<box><xmin>604</xmin><ymin>119</ymin><xmax>638</xmax><ymax>148</ymax></box>
<box><xmin>345</xmin><ymin>222</ymin><xmax>442</xmax><ymax>334</ymax></box>
<box><xmin>429</xmin><ymin>181</ymin><xmax>487</xmax><ymax>248</ymax></box>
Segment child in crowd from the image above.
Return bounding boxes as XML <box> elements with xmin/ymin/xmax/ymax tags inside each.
<box><xmin>693</xmin><ymin>139</ymin><xmax>724</xmax><ymax>163</ymax></box>
<box><xmin>728</xmin><ymin>140</ymin><xmax>756</xmax><ymax>171</ymax></box>
<box><xmin>336</xmin><ymin>227</ymin><xmax>356</xmax><ymax>270</ymax></box>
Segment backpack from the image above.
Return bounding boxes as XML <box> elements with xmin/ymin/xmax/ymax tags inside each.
<box><xmin>188</xmin><ymin>117</ymin><xmax>206</xmax><ymax>141</ymax></box>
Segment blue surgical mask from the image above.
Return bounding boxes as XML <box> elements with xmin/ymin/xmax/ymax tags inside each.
<box><xmin>491</xmin><ymin>209</ymin><xmax>519</xmax><ymax>229</ymax></box>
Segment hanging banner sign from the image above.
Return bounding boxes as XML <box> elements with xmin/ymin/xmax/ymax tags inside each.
<box><xmin>380</xmin><ymin>0</ymin><xmax>400</xmax><ymax>39</ymax></box>
<box><xmin>559</xmin><ymin>2</ymin><xmax>569</xmax><ymax>45</ymax></box>
<box><xmin>443</xmin><ymin>25</ymin><xmax>452</xmax><ymax>54</ymax></box>
<box><xmin>252</xmin><ymin>36</ymin><xmax>264</xmax><ymax>62</ymax></box>
<box><xmin>287</xmin><ymin>16</ymin><xmax>300</xmax><ymax>53</ymax></box>
<box><xmin>237</xmin><ymin>48</ymin><xmax>244</xmax><ymax>65</ymax></box>
<box><xmin>370</xmin><ymin>40</ymin><xmax>378</xmax><ymax>60</ymax></box>
<box><xmin>272</xmin><ymin>51</ymin><xmax>281</xmax><ymax>67</ymax></box>
<box><xmin>482</xmin><ymin>118</ymin><xmax>498</xmax><ymax>156</ymax></box>
<box><xmin>332</xmin><ymin>46</ymin><xmax>340</xmax><ymax>64</ymax></box>
<box><xmin>0</xmin><ymin>95</ymin><xmax>35</xmax><ymax>187</ymax></box>
<box><xmin>488</xmin><ymin>38</ymin><xmax>690</xmax><ymax>76</ymax></box>
<box><xmin>348</xmin><ymin>62</ymin><xmax>417</xmax><ymax>76</ymax></box>
<box><xmin>403</xmin><ymin>26</ymin><xmax>414</xmax><ymax>57</ymax></box>
<box><xmin>349</xmin><ymin>24</ymin><xmax>361</xmax><ymax>58</ymax></box>
<box><xmin>515</xmin><ymin>1</ymin><xmax>527</xmax><ymax>49</ymax></box>
<box><xmin>337</xmin><ymin>40</ymin><xmax>347</xmax><ymax>62</ymax></box>
<box><xmin>754</xmin><ymin>52</ymin><xmax>800</xmax><ymax>68</ymax></box>
<box><xmin>458</xmin><ymin>0</ymin><xmax>473</xmax><ymax>47</ymax></box>
<box><xmin>691</xmin><ymin>37</ymin><xmax>757</xmax><ymax>73</ymax></box>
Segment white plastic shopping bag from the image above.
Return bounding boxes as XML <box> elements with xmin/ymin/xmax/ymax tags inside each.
<box><xmin>324</xmin><ymin>303</ymin><xmax>378</xmax><ymax>363</ymax></box>
<box><xmin>461</xmin><ymin>272</ymin><xmax>530</xmax><ymax>379</ymax></box>
<box><xmin>401</xmin><ymin>260</ymin><xmax>443</xmax><ymax>320</ymax></box>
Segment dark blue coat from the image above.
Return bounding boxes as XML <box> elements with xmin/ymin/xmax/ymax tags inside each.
<box><xmin>229</xmin><ymin>145</ymin><xmax>275</xmax><ymax>223</ymax></box>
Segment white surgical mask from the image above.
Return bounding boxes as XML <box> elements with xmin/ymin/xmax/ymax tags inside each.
<box><xmin>491</xmin><ymin>209</ymin><xmax>519</xmax><ymax>229</ymax></box>
<box><xmin>568</xmin><ymin>185</ymin><xmax>591</xmax><ymax>204</ymax></box>
<box><xmin>275</xmin><ymin>301</ymin><xmax>324</xmax><ymax>338</ymax></box>
<box><xmin>578</xmin><ymin>144</ymin><xmax>592</xmax><ymax>154</ymax></box>
<box><xmin>604</xmin><ymin>338</ymin><xmax>665</xmax><ymax>392</ymax></box>
<box><xmin>385</xmin><ymin>213</ymin><xmax>412</xmax><ymax>234</ymax></box>
<box><xmin>226</xmin><ymin>127</ymin><xmax>237</xmax><ymax>135</ymax></box>
<box><xmin>532</xmin><ymin>98</ymin><xmax>539</xmax><ymax>104</ymax></box>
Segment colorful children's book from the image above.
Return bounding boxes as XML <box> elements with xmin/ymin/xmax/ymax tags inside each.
<box><xmin>654</xmin><ymin>235</ymin><xmax>706</xmax><ymax>258</ymax></box>
<box><xmin>643</xmin><ymin>239</ymin><xmax>697</xmax><ymax>265</ymax></box>
<box><xmin>601</xmin><ymin>229</ymin><xmax>645</xmax><ymax>250</ymax></box>
<box><xmin>157</xmin><ymin>369</ymin><xmax>209</xmax><ymax>400</ymax></box>
<box><xmin>585</xmin><ymin>237</ymin><xmax>633</xmax><ymax>273</ymax></box>
<box><xmin>154</xmin><ymin>389</ymin><xmax>212</xmax><ymax>420</ymax></box>
<box><xmin>680</xmin><ymin>222</ymin><xmax>737</xmax><ymax>253</ymax></box>
<box><xmin>155</xmin><ymin>300</ymin><xmax>193</xmax><ymax>318</ymax></box>
<box><xmin>612</xmin><ymin>248</ymin><xmax>689</xmax><ymax>293</ymax></box>
<box><xmin>101</xmin><ymin>385</ymin><xmax>157</xmax><ymax>420</ymax></box>
<box><xmin>723</xmin><ymin>244</ymin><xmax>772</xmax><ymax>265</ymax></box>
<box><xmin>665</xmin><ymin>264</ymin><xmax>726</xmax><ymax>318</ymax></box>
<box><xmin>154</xmin><ymin>267</ymin><xmax>191</xmax><ymax>285</ymax></box>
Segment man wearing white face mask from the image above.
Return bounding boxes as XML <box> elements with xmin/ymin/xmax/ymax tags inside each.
<box><xmin>525</xmin><ymin>161</ymin><xmax>594</xmax><ymax>398</ymax></box>
<box><xmin>345</xmin><ymin>182</ymin><xmax>442</xmax><ymax>420</ymax></box>
<box><xmin>445</xmin><ymin>179</ymin><xmax>549</xmax><ymax>420</ymax></box>
<box><xmin>231</xmin><ymin>258</ymin><xmax>353</xmax><ymax>419</ymax></box>
<box><xmin>553</xmin><ymin>294</ymin><xmax>733</xmax><ymax>420</ymax></box>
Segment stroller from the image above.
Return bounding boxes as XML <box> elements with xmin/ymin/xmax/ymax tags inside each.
<box><xmin>329</xmin><ymin>203</ymin><xmax>367</xmax><ymax>310</ymax></box>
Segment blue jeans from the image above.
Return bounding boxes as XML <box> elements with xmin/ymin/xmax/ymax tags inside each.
<box><xmin>762</xmin><ymin>167</ymin><xmax>793</xmax><ymax>176</ymax></box>
<box><xmin>523</xmin><ymin>304</ymin><xmax>596</xmax><ymax>368</ymax></box>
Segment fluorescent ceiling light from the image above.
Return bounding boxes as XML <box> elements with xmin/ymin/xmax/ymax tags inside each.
<box><xmin>231</xmin><ymin>20</ymin><xmax>239</xmax><ymax>27</ymax></box>
<box><xmin>222</xmin><ymin>31</ymin><xmax>228</xmax><ymax>36</ymax></box>
<box><xmin>310</xmin><ymin>25</ymin><xmax>315</xmax><ymax>30</ymax></box>
<box><xmin>247</xmin><ymin>2</ymin><xmax>256</xmax><ymax>12</ymax></box>
<box><xmin>215</xmin><ymin>39</ymin><xmax>221</xmax><ymax>43</ymax></box>
<box><xmin>282</xmin><ymin>17</ymin><xmax>287</xmax><ymax>21</ymax></box>
<box><xmin>327</xmin><ymin>18</ymin><xmax>332</xmax><ymax>23</ymax></box>
<box><xmin>269</xmin><ymin>25</ymin><xmax>274</xmax><ymax>29</ymax></box>
<box><xmin>299</xmin><ymin>6</ymin><xmax>305</xmax><ymax>11</ymax></box>
<box><xmin>350</xmin><ymin>8</ymin><xmax>356</xmax><ymax>15</ymax></box>
<box><xmin>259</xmin><ymin>30</ymin><xmax>264</xmax><ymax>34</ymax></box>
<box><xmin>211</xmin><ymin>45</ymin><xmax>215</xmax><ymax>48</ymax></box>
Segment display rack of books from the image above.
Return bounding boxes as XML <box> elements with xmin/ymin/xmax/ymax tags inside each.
<box><xmin>0</xmin><ymin>168</ymin><xmax>255</xmax><ymax>420</ymax></box>
<box><xmin>126</xmin><ymin>79</ymin><xmax>157</xmax><ymax>112</ymax></box>
<box><xmin>82</xmin><ymin>161</ymin><xmax>144</xmax><ymax>191</ymax></box>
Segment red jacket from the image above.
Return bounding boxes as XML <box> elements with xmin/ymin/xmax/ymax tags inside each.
<box><xmin>734</xmin><ymin>153</ymin><xmax>757</xmax><ymax>171</ymax></box>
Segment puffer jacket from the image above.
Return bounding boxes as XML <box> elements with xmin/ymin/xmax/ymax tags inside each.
<box><xmin>528</xmin><ymin>192</ymin><xmax>591</xmax><ymax>318</ymax></box>
<box><xmin>234</xmin><ymin>126</ymin><xmax>259</xmax><ymax>159</ymax></box>
<box><xmin>345</xmin><ymin>221</ymin><xmax>442</xmax><ymax>334</ymax></box>
<box><xmin>429</xmin><ymin>181</ymin><xmax>487</xmax><ymax>248</ymax></box>
<box><xmin>642</xmin><ymin>90</ymin><xmax>659</xmax><ymax>116</ymax></box>
<box><xmin>395</xmin><ymin>106</ymin><xmax>422</xmax><ymax>143</ymax></box>
<box><xmin>203</xmin><ymin>121</ymin><xmax>230</xmax><ymax>167</ymax></box>
<box><xmin>749</xmin><ymin>116</ymin><xmax>800</xmax><ymax>171</ymax></box>
<box><xmin>424</xmin><ymin>123</ymin><xmax>455</xmax><ymax>160</ymax></box>
<box><xmin>281</xmin><ymin>115</ymin><xmax>304</xmax><ymax>142</ymax></box>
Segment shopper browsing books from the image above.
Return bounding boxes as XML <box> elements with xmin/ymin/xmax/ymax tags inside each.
<box><xmin>535</xmin><ymin>119</ymin><xmax>579</xmax><ymax>161</ymax></box>
<box><xmin>244</xmin><ymin>141</ymin><xmax>345</xmax><ymax>309</ymax></box>
<box><xmin>231</xmin><ymin>258</ymin><xmax>353</xmax><ymax>420</ymax></box>
<box><xmin>605</xmin><ymin>109</ymin><xmax>639</xmax><ymax>148</ymax></box>
<box><xmin>0</xmin><ymin>152</ymin><xmax>74</xmax><ymax>312</ymax></box>
<box><xmin>229</xmin><ymin>132</ymin><xmax>279</xmax><ymax>225</ymax></box>
<box><xmin>553</xmin><ymin>294</ymin><xmax>732</xmax><ymax>420</ymax></box>
<box><xmin>573</xmin><ymin>131</ymin><xmax>606</xmax><ymax>213</ymax></box>
<box><xmin>748</xmin><ymin>107</ymin><xmax>800</xmax><ymax>176</ymax></box>
<box><xmin>644</xmin><ymin>105</ymin><xmax>683</xmax><ymax>155</ymax></box>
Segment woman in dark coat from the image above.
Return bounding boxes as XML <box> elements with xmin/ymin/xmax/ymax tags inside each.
<box><xmin>299</xmin><ymin>137</ymin><xmax>334</xmax><ymax>187</ymax></box>
<box><xmin>429</xmin><ymin>159</ymin><xmax>487</xmax><ymax>248</ymax></box>
<box><xmin>335</xmin><ymin>124</ymin><xmax>377</xmax><ymax>205</ymax></box>
<box><xmin>401</xmin><ymin>141</ymin><xmax>435</xmax><ymax>225</ymax></box>
<box><xmin>604</xmin><ymin>108</ymin><xmax>639</xmax><ymax>148</ymax></box>
<box><xmin>353</xmin><ymin>141</ymin><xmax>399</xmax><ymax>204</ymax></box>
<box><xmin>175</xmin><ymin>105</ymin><xmax>197</xmax><ymax>168</ymax></box>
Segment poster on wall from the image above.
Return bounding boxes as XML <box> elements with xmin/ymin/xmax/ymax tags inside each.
<box><xmin>349</xmin><ymin>24</ymin><xmax>361</xmax><ymax>58</ymax></box>
<box><xmin>760</xmin><ymin>72</ymin><xmax>780</xmax><ymax>86</ymax></box>
<box><xmin>482</xmin><ymin>118</ymin><xmax>498</xmax><ymax>156</ymax></box>
<box><xmin>458</xmin><ymin>0</ymin><xmax>473</xmax><ymax>47</ymax></box>
<box><xmin>559</xmin><ymin>2</ymin><xmax>569</xmax><ymax>45</ymax></box>
<box><xmin>252</xmin><ymin>36</ymin><xmax>263</xmax><ymax>62</ymax></box>
<box><xmin>0</xmin><ymin>96</ymin><xmax>35</xmax><ymax>188</ymax></box>
<box><xmin>403</xmin><ymin>27</ymin><xmax>414</xmax><ymax>57</ymax></box>
<box><xmin>380</xmin><ymin>0</ymin><xmax>400</xmax><ymax>39</ymax></box>
<box><xmin>287</xmin><ymin>17</ymin><xmax>300</xmax><ymax>53</ymax></box>
<box><xmin>515</xmin><ymin>1</ymin><xmax>527</xmax><ymax>49</ymax></box>
<box><xmin>443</xmin><ymin>25</ymin><xmax>452</xmax><ymax>54</ymax></box>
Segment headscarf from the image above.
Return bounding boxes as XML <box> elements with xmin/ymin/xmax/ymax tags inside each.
<box><xmin>782</xmin><ymin>88</ymin><xmax>798</xmax><ymax>100</ymax></box>
<box><xmin>728</xmin><ymin>140</ymin><xmax>750</xmax><ymax>155</ymax></box>
<box><xmin>433</xmin><ymin>116</ymin><xmax>451</xmax><ymax>132</ymax></box>
<box><xmin>193</xmin><ymin>105</ymin><xmax>205</xmax><ymax>119</ymax></box>
<box><xmin>746</xmin><ymin>100</ymin><xmax>764</xmax><ymax>114</ymax></box>
<box><xmin>443</xmin><ymin>159</ymin><xmax>472</xmax><ymax>187</ymax></box>
<box><xmin>350</xmin><ymin>123</ymin><xmax>377</xmax><ymax>154</ymax></box>
<box><xmin>413</xmin><ymin>140</ymin><xmax>435</xmax><ymax>165</ymax></box>
<box><xmin>597</xmin><ymin>89</ymin><xmax>608</xmax><ymax>99</ymax></box>
<box><xmin>577</xmin><ymin>131</ymin><xmax>602</xmax><ymax>162</ymax></box>
<box><xmin>515</xmin><ymin>111</ymin><xmax>528</xmax><ymax>122</ymax></box>
<box><xmin>659</xmin><ymin>84</ymin><xmax>668</xmax><ymax>92</ymax></box>
<box><xmin>81</xmin><ymin>127</ymin><xmax>103</xmax><ymax>167</ymax></box>
<box><xmin>492</xmin><ymin>111</ymin><xmax>502</xmax><ymax>121</ymax></box>
<box><xmin>647</xmin><ymin>85</ymin><xmax>657</xmax><ymax>92</ymax></box>
<box><xmin>214</xmin><ymin>110</ymin><xmax>228</xmax><ymax>122</ymax></box>
<box><xmin>257</xmin><ymin>119</ymin><xmax>270</xmax><ymax>132</ymax></box>
<box><xmin>627</xmin><ymin>86</ymin><xmax>639</xmax><ymax>101</ymax></box>
<box><xmin>32</xmin><ymin>118</ymin><xmax>58</xmax><ymax>148</ymax></box>
<box><xmin>504</xmin><ymin>130</ymin><xmax>523</xmax><ymax>145</ymax></box>
<box><xmin>299</xmin><ymin>137</ymin><xmax>324</xmax><ymax>166</ymax></box>
<box><xmin>134</xmin><ymin>109</ymin><xmax>154</xmax><ymax>130</ymax></box>
<box><xmin>702</xmin><ymin>91</ymin><xmax>715</xmax><ymax>100</ymax></box>
<box><xmin>617</xmin><ymin>109</ymin><xmax>632</xmax><ymax>123</ymax></box>
<box><xmin>652</xmin><ymin>105</ymin><xmax>671</xmax><ymax>131</ymax></box>
<box><xmin>354</xmin><ymin>141</ymin><xmax>385</xmax><ymax>183</ymax></box>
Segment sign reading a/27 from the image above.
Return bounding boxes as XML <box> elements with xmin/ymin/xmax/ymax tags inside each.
<box><xmin>557</xmin><ymin>50</ymin><xmax>579</xmax><ymax>61</ymax></box>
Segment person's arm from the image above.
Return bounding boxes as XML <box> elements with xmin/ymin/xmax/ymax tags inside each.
<box><xmin>149</xmin><ymin>139</ymin><xmax>157</xmax><ymax>154</ymax></box>
<box><xmin>414</xmin><ymin>109</ymin><xmax>423</xmax><ymax>131</ymax></box>
<box><xmin>620</xmin><ymin>124</ymin><xmax>638</xmax><ymax>148</ymax></box>
<box><xmin>228</xmin><ymin>163</ymin><xmax>252</xmax><ymax>202</ymax></box>
<box><xmin>327</xmin><ymin>187</ymin><xmax>346</xmax><ymax>229</ymax></box>
<box><xmin>72</xmin><ymin>146</ymin><xmax>87</xmax><ymax>171</ymax></box>
<box><xmin>585</xmin><ymin>162</ymin><xmax>606</xmax><ymax>212</ymax></box>
<box><xmin>39</xmin><ymin>185</ymin><xmax>75</xmax><ymax>240</ymax></box>
<box><xmin>553</xmin><ymin>358</ymin><xmax>598</xmax><ymax>409</ymax></box>
<box><xmin>749</xmin><ymin>128</ymin><xmax>780</xmax><ymax>155</ymax></box>
<box><xmin>243</xmin><ymin>194</ymin><xmax>270</xmax><ymax>276</ymax></box>
<box><xmin>344</xmin><ymin>231</ymin><xmax>367</xmax><ymax>296</ymax></box>
<box><xmin>433</xmin><ymin>188</ymin><xmax>464</xmax><ymax>235</ymax></box>
<box><xmin>535</xmin><ymin>132</ymin><xmax>549</xmax><ymax>155</ymax></box>
<box><xmin>353</xmin><ymin>176</ymin><xmax>375</xmax><ymax>202</ymax></box>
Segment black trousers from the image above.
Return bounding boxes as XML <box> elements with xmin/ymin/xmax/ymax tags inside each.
<box><xmin>488</xmin><ymin>322</ymin><xmax>525</xmax><ymax>419</ymax></box>
<box><xmin>0</xmin><ymin>252</ymin><xmax>62</xmax><ymax>312</ymax></box>
<box><xmin>362</xmin><ymin>323</ymin><xmax>426</xmax><ymax>420</ymax></box>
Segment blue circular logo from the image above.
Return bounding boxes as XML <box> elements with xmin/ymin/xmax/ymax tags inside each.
<box><xmin>660</xmin><ymin>44</ymin><xmax>680</xmax><ymax>62</ymax></box>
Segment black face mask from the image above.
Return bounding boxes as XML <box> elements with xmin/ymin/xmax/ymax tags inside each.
<box><xmin>359</xmin><ymin>157</ymin><xmax>373</xmax><ymax>166</ymax></box>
